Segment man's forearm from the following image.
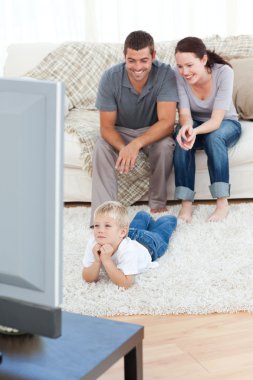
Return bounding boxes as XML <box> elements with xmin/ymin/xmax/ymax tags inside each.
<box><xmin>133</xmin><ymin>119</ymin><xmax>175</xmax><ymax>149</ymax></box>
<box><xmin>101</xmin><ymin>126</ymin><xmax>125</xmax><ymax>151</ymax></box>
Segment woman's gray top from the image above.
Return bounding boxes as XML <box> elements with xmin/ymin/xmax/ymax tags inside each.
<box><xmin>175</xmin><ymin>63</ymin><xmax>238</xmax><ymax>121</ymax></box>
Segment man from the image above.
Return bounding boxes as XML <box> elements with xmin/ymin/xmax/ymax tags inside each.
<box><xmin>91</xmin><ymin>30</ymin><xmax>178</xmax><ymax>225</ymax></box>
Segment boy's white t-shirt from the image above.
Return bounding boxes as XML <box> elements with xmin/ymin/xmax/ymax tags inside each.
<box><xmin>83</xmin><ymin>235</ymin><xmax>158</xmax><ymax>275</ymax></box>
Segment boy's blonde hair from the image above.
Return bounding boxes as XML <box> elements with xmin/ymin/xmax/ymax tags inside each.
<box><xmin>94</xmin><ymin>201</ymin><xmax>129</xmax><ymax>228</ymax></box>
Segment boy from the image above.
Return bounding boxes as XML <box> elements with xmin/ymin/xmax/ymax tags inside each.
<box><xmin>82</xmin><ymin>201</ymin><xmax>177</xmax><ymax>288</ymax></box>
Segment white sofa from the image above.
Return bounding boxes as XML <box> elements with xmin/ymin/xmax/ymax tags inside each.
<box><xmin>3</xmin><ymin>35</ymin><xmax>253</xmax><ymax>203</ymax></box>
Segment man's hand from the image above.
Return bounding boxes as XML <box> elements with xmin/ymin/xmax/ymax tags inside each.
<box><xmin>115</xmin><ymin>140</ymin><xmax>140</xmax><ymax>174</ymax></box>
<box><xmin>177</xmin><ymin>124</ymin><xmax>196</xmax><ymax>150</ymax></box>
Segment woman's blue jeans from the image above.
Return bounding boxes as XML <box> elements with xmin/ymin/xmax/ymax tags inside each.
<box><xmin>128</xmin><ymin>211</ymin><xmax>177</xmax><ymax>261</ymax></box>
<box><xmin>173</xmin><ymin>119</ymin><xmax>241</xmax><ymax>201</ymax></box>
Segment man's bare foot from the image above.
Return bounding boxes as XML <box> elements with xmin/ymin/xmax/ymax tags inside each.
<box><xmin>178</xmin><ymin>201</ymin><xmax>193</xmax><ymax>223</ymax></box>
<box><xmin>150</xmin><ymin>207</ymin><xmax>168</xmax><ymax>214</ymax></box>
<box><xmin>207</xmin><ymin>198</ymin><xmax>229</xmax><ymax>222</ymax></box>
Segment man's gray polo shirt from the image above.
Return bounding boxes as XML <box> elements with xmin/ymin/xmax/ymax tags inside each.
<box><xmin>95</xmin><ymin>60</ymin><xmax>179</xmax><ymax>130</ymax></box>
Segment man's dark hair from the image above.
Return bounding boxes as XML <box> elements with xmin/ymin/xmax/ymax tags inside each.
<box><xmin>123</xmin><ymin>30</ymin><xmax>155</xmax><ymax>56</ymax></box>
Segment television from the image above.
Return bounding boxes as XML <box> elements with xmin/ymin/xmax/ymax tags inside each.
<box><xmin>0</xmin><ymin>77</ymin><xmax>64</xmax><ymax>338</ymax></box>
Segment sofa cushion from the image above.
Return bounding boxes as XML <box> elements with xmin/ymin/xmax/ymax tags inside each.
<box><xmin>230</xmin><ymin>57</ymin><xmax>253</xmax><ymax>120</ymax></box>
<box><xmin>65</xmin><ymin>109</ymin><xmax>100</xmax><ymax>172</ymax></box>
<box><xmin>64</xmin><ymin>132</ymin><xmax>84</xmax><ymax>169</ymax></box>
<box><xmin>195</xmin><ymin>120</ymin><xmax>253</xmax><ymax>170</ymax></box>
<box><xmin>228</xmin><ymin>121</ymin><xmax>253</xmax><ymax>165</ymax></box>
<box><xmin>206</xmin><ymin>34</ymin><xmax>253</xmax><ymax>60</ymax></box>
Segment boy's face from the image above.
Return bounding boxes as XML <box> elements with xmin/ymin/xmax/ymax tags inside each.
<box><xmin>93</xmin><ymin>215</ymin><xmax>127</xmax><ymax>248</ymax></box>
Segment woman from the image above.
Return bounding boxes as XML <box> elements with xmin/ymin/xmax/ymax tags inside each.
<box><xmin>174</xmin><ymin>37</ymin><xmax>241</xmax><ymax>222</ymax></box>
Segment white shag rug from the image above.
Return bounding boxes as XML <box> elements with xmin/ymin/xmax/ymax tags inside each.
<box><xmin>63</xmin><ymin>203</ymin><xmax>253</xmax><ymax>317</ymax></box>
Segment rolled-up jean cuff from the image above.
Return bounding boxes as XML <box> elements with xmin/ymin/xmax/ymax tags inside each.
<box><xmin>175</xmin><ymin>186</ymin><xmax>195</xmax><ymax>201</ymax></box>
<box><xmin>209</xmin><ymin>182</ymin><xmax>231</xmax><ymax>198</ymax></box>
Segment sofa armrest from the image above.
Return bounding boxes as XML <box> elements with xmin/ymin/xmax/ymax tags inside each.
<box><xmin>4</xmin><ymin>43</ymin><xmax>60</xmax><ymax>77</ymax></box>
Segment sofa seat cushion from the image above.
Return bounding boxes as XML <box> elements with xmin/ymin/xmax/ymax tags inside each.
<box><xmin>227</xmin><ymin>121</ymin><xmax>253</xmax><ymax>166</ymax></box>
<box><xmin>64</xmin><ymin>132</ymin><xmax>83</xmax><ymax>169</ymax></box>
<box><xmin>64</xmin><ymin>109</ymin><xmax>100</xmax><ymax>172</ymax></box>
<box><xmin>195</xmin><ymin>120</ymin><xmax>253</xmax><ymax>170</ymax></box>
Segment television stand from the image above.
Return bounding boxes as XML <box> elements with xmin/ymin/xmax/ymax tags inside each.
<box><xmin>0</xmin><ymin>311</ymin><xmax>143</xmax><ymax>379</ymax></box>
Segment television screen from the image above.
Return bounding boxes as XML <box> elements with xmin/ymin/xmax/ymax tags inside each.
<box><xmin>0</xmin><ymin>77</ymin><xmax>64</xmax><ymax>338</ymax></box>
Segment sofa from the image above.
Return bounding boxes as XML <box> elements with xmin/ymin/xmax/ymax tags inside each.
<box><xmin>3</xmin><ymin>35</ymin><xmax>253</xmax><ymax>204</ymax></box>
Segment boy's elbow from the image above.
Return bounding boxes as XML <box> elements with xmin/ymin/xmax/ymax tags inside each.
<box><xmin>82</xmin><ymin>268</ymin><xmax>88</xmax><ymax>281</ymax></box>
<box><xmin>82</xmin><ymin>268</ymin><xmax>98</xmax><ymax>283</ymax></box>
<box><xmin>122</xmin><ymin>275</ymin><xmax>134</xmax><ymax>289</ymax></box>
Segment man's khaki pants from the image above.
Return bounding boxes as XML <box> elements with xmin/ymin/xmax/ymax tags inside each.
<box><xmin>90</xmin><ymin>126</ymin><xmax>175</xmax><ymax>225</ymax></box>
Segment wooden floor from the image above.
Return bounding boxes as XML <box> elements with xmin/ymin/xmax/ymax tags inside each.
<box><xmin>99</xmin><ymin>312</ymin><xmax>253</xmax><ymax>379</ymax></box>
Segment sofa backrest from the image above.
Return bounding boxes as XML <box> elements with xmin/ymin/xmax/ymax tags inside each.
<box><xmin>4</xmin><ymin>35</ymin><xmax>253</xmax><ymax>118</ymax></box>
<box><xmin>5</xmin><ymin>35</ymin><xmax>253</xmax><ymax>76</ymax></box>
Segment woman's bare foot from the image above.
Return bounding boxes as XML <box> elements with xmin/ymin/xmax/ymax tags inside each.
<box><xmin>150</xmin><ymin>207</ymin><xmax>168</xmax><ymax>214</ymax></box>
<box><xmin>207</xmin><ymin>198</ymin><xmax>229</xmax><ymax>222</ymax></box>
<box><xmin>178</xmin><ymin>201</ymin><xmax>193</xmax><ymax>223</ymax></box>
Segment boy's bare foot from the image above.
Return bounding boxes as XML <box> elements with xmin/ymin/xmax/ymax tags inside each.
<box><xmin>150</xmin><ymin>207</ymin><xmax>168</xmax><ymax>214</ymax></box>
<box><xmin>207</xmin><ymin>198</ymin><xmax>229</xmax><ymax>222</ymax></box>
<box><xmin>178</xmin><ymin>201</ymin><xmax>192</xmax><ymax>223</ymax></box>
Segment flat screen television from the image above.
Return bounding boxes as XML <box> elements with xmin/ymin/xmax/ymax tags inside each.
<box><xmin>0</xmin><ymin>77</ymin><xmax>64</xmax><ymax>338</ymax></box>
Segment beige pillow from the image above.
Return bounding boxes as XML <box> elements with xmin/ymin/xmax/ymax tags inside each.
<box><xmin>230</xmin><ymin>57</ymin><xmax>253</xmax><ymax>120</ymax></box>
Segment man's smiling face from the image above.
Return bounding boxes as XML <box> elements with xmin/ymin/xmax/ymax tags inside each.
<box><xmin>125</xmin><ymin>47</ymin><xmax>155</xmax><ymax>84</ymax></box>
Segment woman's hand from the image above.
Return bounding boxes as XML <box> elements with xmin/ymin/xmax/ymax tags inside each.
<box><xmin>177</xmin><ymin>124</ymin><xmax>196</xmax><ymax>150</ymax></box>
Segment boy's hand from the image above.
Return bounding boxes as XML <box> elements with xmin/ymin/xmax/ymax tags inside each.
<box><xmin>99</xmin><ymin>244</ymin><xmax>114</xmax><ymax>262</ymax></box>
<box><xmin>92</xmin><ymin>243</ymin><xmax>102</xmax><ymax>262</ymax></box>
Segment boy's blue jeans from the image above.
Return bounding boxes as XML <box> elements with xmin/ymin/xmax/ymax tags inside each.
<box><xmin>128</xmin><ymin>211</ymin><xmax>177</xmax><ymax>261</ymax></box>
<box><xmin>173</xmin><ymin>119</ymin><xmax>241</xmax><ymax>201</ymax></box>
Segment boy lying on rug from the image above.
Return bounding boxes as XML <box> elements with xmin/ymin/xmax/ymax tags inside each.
<box><xmin>82</xmin><ymin>201</ymin><xmax>177</xmax><ymax>288</ymax></box>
